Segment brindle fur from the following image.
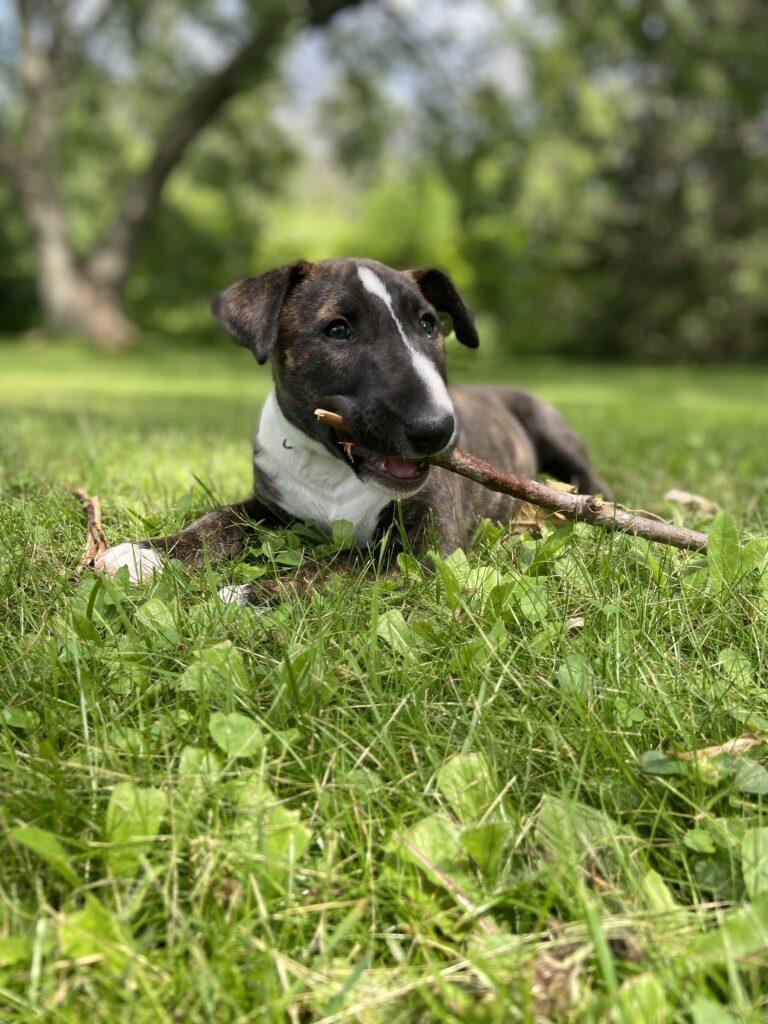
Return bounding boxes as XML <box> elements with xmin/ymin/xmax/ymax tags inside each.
<box><xmin>127</xmin><ymin>258</ymin><xmax>608</xmax><ymax>579</ymax></box>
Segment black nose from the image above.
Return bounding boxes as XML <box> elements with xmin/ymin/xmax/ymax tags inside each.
<box><xmin>406</xmin><ymin>411</ymin><xmax>456</xmax><ymax>456</ymax></box>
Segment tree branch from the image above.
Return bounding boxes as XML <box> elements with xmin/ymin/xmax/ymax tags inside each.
<box><xmin>86</xmin><ymin>0</ymin><xmax>366</xmax><ymax>292</ymax></box>
<box><xmin>433</xmin><ymin>446</ymin><xmax>709</xmax><ymax>553</ymax></box>
<box><xmin>313</xmin><ymin>409</ymin><xmax>710</xmax><ymax>554</ymax></box>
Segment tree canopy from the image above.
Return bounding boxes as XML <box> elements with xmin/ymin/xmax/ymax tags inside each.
<box><xmin>1</xmin><ymin>0</ymin><xmax>767</xmax><ymax>359</ymax></box>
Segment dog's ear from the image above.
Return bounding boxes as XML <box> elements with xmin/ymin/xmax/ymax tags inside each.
<box><xmin>211</xmin><ymin>261</ymin><xmax>311</xmax><ymax>364</ymax></box>
<box><xmin>408</xmin><ymin>267</ymin><xmax>479</xmax><ymax>349</ymax></box>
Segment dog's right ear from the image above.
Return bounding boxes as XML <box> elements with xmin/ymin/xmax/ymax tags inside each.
<box><xmin>211</xmin><ymin>261</ymin><xmax>311</xmax><ymax>364</ymax></box>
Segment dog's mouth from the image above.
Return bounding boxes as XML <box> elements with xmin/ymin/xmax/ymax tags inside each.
<box><xmin>356</xmin><ymin>448</ymin><xmax>429</xmax><ymax>490</ymax></box>
<box><xmin>329</xmin><ymin>430</ymin><xmax>430</xmax><ymax>492</ymax></box>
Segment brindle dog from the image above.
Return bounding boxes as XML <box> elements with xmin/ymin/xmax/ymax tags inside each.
<box><xmin>95</xmin><ymin>258</ymin><xmax>608</xmax><ymax>602</ymax></box>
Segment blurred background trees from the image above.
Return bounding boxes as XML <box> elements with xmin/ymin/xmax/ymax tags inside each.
<box><xmin>1</xmin><ymin>0</ymin><xmax>767</xmax><ymax>359</ymax></box>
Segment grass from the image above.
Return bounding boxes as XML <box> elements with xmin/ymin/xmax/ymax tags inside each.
<box><xmin>1</xmin><ymin>336</ymin><xmax>767</xmax><ymax>1022</ymax></box>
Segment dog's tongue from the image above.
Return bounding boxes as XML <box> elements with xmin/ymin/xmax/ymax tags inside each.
<box><xmin>381</xmin><ymin>456</ymin><xmax>424</xmax><ymax>480</ymax></box>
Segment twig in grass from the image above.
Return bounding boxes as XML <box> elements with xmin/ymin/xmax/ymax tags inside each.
<box><xmin>69</xmin><ymin>487</ymin><xmax>110</xmax><ymax>572</ymax></box>
<box><xmin>314</xmin><ymin>408</ymin><xmax>710</xmax><ymax>554</ymax></box>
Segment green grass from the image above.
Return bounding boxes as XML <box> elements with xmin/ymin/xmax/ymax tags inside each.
<box><xmin>1</xmin><ymin>337</ymin><xmax>767</xmax><ymax>1022</ymax></box>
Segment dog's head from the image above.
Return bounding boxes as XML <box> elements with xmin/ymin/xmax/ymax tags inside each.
<box><xmin>212</xmin><ymin>257</ymin><xmax>479</xmax><ymax>493</ymax></box>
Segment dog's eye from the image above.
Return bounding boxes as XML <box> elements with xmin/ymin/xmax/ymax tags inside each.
<box><xmin>420</xmin><ymin>312</ymin><xmax>438</xmax><ymax>336</ymax></box>
<box><xmin>325</xmin><ymin>319</ymin><xmax>353</xmax><ymax>341</ymax></box>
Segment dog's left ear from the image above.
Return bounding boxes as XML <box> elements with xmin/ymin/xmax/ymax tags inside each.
<box><xmin>407</xmin><ymin>268</ymin><xmax>479</xmax><ymax>349</ymax></box>
<box><xmin>211</xmin><ymin>261</ymin><xmax>311</xmax><ymax>364</ymax></box>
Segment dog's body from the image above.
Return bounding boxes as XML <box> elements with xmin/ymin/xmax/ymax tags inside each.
<box><xmin>95</xmin><ymin>258</ymin><xmax>607</xmax><ymax>593</ymax></box>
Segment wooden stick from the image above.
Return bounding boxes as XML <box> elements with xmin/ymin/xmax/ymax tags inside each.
<box><xmin>70</xmin><ymin>487</ymin><xmax>110</xmax><ymax>571</ymax></box>
<box><xmin>314</xmin><ymin>408</ymin><xmax>709</xmax><ymax>553</ymax></box>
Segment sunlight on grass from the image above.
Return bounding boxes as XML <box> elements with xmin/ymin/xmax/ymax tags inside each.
<box><xmin>1</xmin><ymin>339</ymin><xmax>767</xmax><ymax>1021</ymax></box>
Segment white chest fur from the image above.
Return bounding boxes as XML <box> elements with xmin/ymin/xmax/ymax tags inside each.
<box><xmin>254</xmin><ymin>393</ymin><xmax>392</xmax><ymax>546</ymax></box>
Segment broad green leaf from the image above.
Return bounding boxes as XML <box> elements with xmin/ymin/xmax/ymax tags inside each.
<box><xmin>344</xmin><ymin>768</ymin><xmax>384</xmax><ymax>794</ymax></box>
<box><xmin>683</xmin><ymin>828</ymin><xmax>716</xmax><ymax>855</ymax></box>
<box><xmin>2</xmin><ymin>707</ymin><xmax>39</xmax><ymax>731</ymax></box>
<box><xmin>640</xmin><ymin>750</ymin><xmax>685</xmax><ymax>776</ymax></box>
<box><xmin>230</xmin><ymin>770</ymin><xmax>273</xmax><ymax>810</ymax></box>
<box><xmin>178</xmin><ymin>746</ymin><xmax>221</xmax><ymax>789</ymax></box>
<box><xmin>741</xmin><ymin>828</ymin><xmax>768</xmax><ymax>898</ymax></box>
<box><xmin>232</xmin><ymin>563</ymin><xmax>267</xmax><ymax>584</ymax></box>
<box><xmin>707</xmin><ymin>816</ymin><xmax>750</xmax><ymax>852</ymax></box>
<box><xmin>729</xmin><ymin>756</ymin><xmax>768</xmax><ymax>795</ymax></box>
<box><xmin>375</xmin><ymin>608</ymin><xmax>413</xmax><ymax>655</ymax></box>
<box><xmin>617</xmin><ymin>973</ymin><xmax>668</xmax><ymax>1024</ymax></box>
<box><xmin>11</xmin><ymin>825</ymin><xmax>79</xmax><ymax>885</ymax></box>
<box><xmin>175</xmin><ymin>747</ymin><xmax>221</xmax><ymax>838</ymax></box>
<box><xmin>693</xmin><ymin>855</ymin><xmax>741</xmax><ymax>902</ymax></box>
<box><xmin>274</xmin><ymin>549</ymin><xmax>304</xmax><ymax>566</ymax></box>
<box><xmin>460</xmin><ymin>821</ymin><xmax>511</xmax><ymax>878</ymax></box>
<box><xmin>177</xmin><ymin>749</ymin><xmax>219</xmax><ymax>802</ymax></box>
<box><xmin>0</xmin><ymin>936</ymin><xmax>31</xmax><ymax>967</ymax></box>
<box><xmin>258</xmin><ymin>804</ymin><xmax>312</xmax><ymax>877</ymax></box>
<box><xmin>462</xmin><ymin>565</ymin><xmax>503</xmax><ymax>601</ymax></box>
<box><xmin>443</xmin><ymin>548</ymin><xmax>470</xmax><ymax>576</ymax></box>
<box><xmin>109</xmin><ymin>725</ymin><xmax>143</xmax><ymax>752</ymax></box>
<box><xmin>692</xmin><ymin>894</ymin><xmax>768</xmax><ymax>964</ymax></box>
<box><xmin>556</xmin><ymin>653</ymin><xmax>594</xmax><ymax>695</ymax></box>
<box><xmin>707</xmin><ymin>512</ymin><xmax>741</xmax><ymax>590</ymax></box>
<box><xmin>642</xmin><ymin>869</ymin><xmax>678</xmax><ymax>913</ymax></box>
<box><xmin>528</xmin><ymin>525</ymin><xmax>574</xmax><ymax>574</ymax></box>
<box><xmin>399</xmin><ymin>815</ymin><xmax>463</xmax><ymax>878</ymax></box>
<box><xmin>59</xmin><ymin>896</ymin><xmax>132</xmax><ymax>974</ymax></box>
<box><xmin>616</xmin><ymin>698</ymin><xmax>645</xmax><ymax>729</ymax></box>
<box><xmin>135</xmin><ymin>597</ymin><xmax>177</xmax><ymax>640</ymax></box>
<box><xmin>209</xmin><ymin>711</ymin><xmax>265</xmax><ymax>758</ymax></box>
<box><xmin>277</xmin><ymin>645</ymin><xmax>315</xmax><ymax>692</ymax></box>
<box><xmin>396</xmin><ymin>814</ymin><xmax>480</xmax><ymax>906</ymax></box>
<box><xmin>105</xmin><ymin>782</ymin><xmax>168</xmax><ymax>878</ymax></box>
<box><xmin>516</xmin><ymin>577</ymin><xmax>550</xmax><ymax>623</ymax></box>
<box><xmin>718</xmin><ymin>647</ymin><xmax>753</xmax><ymax>685</ymax></box>
<box><xmin>434</xmin><ymin>548</ymin><xmax>470</xmax><ymax>608</ymax></box>
<box><xmin>535</xmin><ymin>794</ymin><xmax>634</xmax><ymax>863</ymax></box>
<box><xmin>396</xmin><ymin>552</ymin><xmax>422</xmax><ymax>579</ymax></box>
<box><xmin>177</xmin><ymin>640</ymin><xmax>247</xmax><ymax>694</ymax></box>
<box><xmin>484</xmin><ymin>580</ymin><xmax>518</xmax><ymax>617</ymax></box>
<box><xmin>690</xmin><ymin>997</ymin><xmax>738</xmax><ymax>1024</ymax></box>
<box><xmin>71</xmin><ymin>611</ymin><xmax>102</xmax><ymax>644</ymax></box>
<box><xmin>230</xmin><ymin>772</ymin><xmax>312</xmax><ymax>884</ymax></box>
<box><xmin>331</xmin><ymin>519</ymin><xmax>356</xmax><ymax>550</ymax></box>
<box><xmin>436</xmin><ymin>753</ymin><xmax>496</xmax><ymax>822</ymax></box>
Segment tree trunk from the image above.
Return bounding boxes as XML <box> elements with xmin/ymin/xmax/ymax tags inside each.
<box><xmin>22</xmin><ymin>181</ymin><xmax>133</xmax><ymax>348</ymax></box>
<box><xmin>12</xmin><ymin>0</ymin><xmax>132</xmax><ymax>348</ymax></box>
<box><xmin>6</xmin><ymin>0</ymin><xmax>364</xmax><ymax>346</ymax></box>
<box><xmin>37</xmin><ymin>262</ymin><xmax>134</xmax><ymax>349</ymax></box>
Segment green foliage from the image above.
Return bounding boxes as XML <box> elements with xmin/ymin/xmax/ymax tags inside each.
<box><xmin>1</xmin><ymin>344</ymin><xmax>768</xmax><ymax>1018</ymax></box>
<box><xmin>3</xmin><ymin>2</ymin><xmax>767</xmax><ymax>358</ymax></box>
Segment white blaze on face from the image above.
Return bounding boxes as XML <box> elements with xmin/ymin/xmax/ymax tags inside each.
<box><xmin>356</xmin><ymin>265</ymin><xmax>453</xmax><ymax>414</ymax></box>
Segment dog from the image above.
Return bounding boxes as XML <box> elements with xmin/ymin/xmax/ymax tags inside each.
<box><xmin>94</xmin><ymin>258</ymin><xmax>608</xmax><ymax>601</ymax></box>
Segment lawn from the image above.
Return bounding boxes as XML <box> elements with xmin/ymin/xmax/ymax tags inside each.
<box><xmin>1</xmin><ymin>337</ymin><xmax>767</xmax><ymax>1022</ymax></box>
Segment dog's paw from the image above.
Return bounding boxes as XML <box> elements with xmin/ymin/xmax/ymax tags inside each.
<box><xmin>94</xmin><ymin>542</ymin><xmax>163</xmax><ymax>583</ymax></box>
<box><xmin>218</xmin><ymin>584</ymin><xmax>254</xmax><ymax>607</ymax></box>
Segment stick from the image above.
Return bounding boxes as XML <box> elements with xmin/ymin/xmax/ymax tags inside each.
<box><xmin>70</xmin><ymin>487</ymin><xmax>110</xmax><ymax>571</ymax></box>
<box><xmin>314</xmin><ymin>408</ymin><xmax>709</xmax><ymax>553</ymax></box>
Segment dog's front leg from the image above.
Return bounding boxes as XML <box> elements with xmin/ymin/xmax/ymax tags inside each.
<box><xmin>94</xmin><ymin>497</ymin><xmax>278</xmax><ymax>584</ymax></box>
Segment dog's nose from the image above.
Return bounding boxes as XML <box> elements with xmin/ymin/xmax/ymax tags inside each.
<box><xmin>406</xmin><ymin>411</ymin><xmax>456</xmax><ymax>456</ymax></box>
